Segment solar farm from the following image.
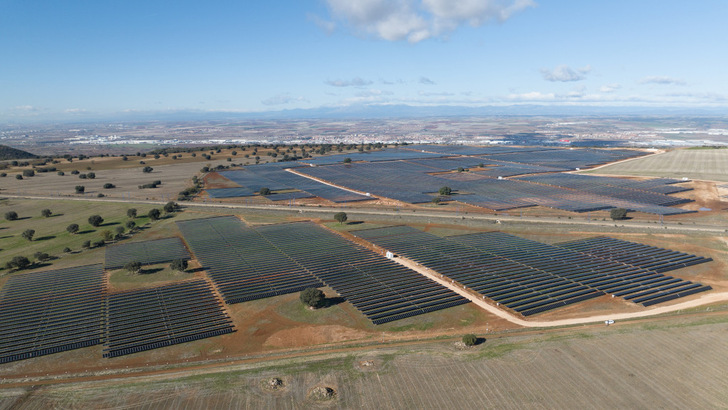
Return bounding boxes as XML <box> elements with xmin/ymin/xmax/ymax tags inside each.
<box><xmin>177</xmin><ymin>216</ymin><xmax>468</xmax><ymax>324</ymax></box>
<box><xmin>104</xmin><ymin>237</ymin><xmax>190</xmax><ymax>269</ymax></box>
<box><xmin>352</xmin><ymin>226</ymin><xmax>713</xmax><ymax>315</ymax></box>
<box><xmin>202</xmin><ymin>145</ymin><xmax>696</xmax><ymax>216</ymax></box>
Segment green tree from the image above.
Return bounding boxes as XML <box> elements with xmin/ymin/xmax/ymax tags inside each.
<box><xmin>33</xmin><ymin>252</ymin><xmax>50</xmax><ymax>262</ymax></box>
<box><xmin>148</xmin><ymin>208</ymin><xmax>161</xmax><ymax>221</ymax></box>
<box><xmin>170</xmin><ymin>259</ymin><xmax>188</xmax><ymax>272</ymax></box>
<box><xmin>438</xmin><ymin>186</ymin><xmax>452</xmax><ymax>196</ymax></box>
<box><xmin>6</xmin><ymin>256</ymin><xmax>31</xmax><ymax>271</ymax></box>
<box><xmin>75</xmin><ymin>185</ymin><xmax>85</xmax><ymax>194</ymax></box>
<box><xmin>81</xmin><ymin>240</ymin><xmax>91</xmax><ymax>249</ymax></box>
<box><xmin>4</xmin><ymin>211</ymin><xmax>18</xmax><ymax>221</ymax></box>
<box><xmin>101</xmin><ymin>230</ymin><xmax>113</xmax><ymax>241</ymax></box>
<box><xmin>142</xmin><ymin>166</ymin><xmax>153</xmax><ymax>173</ymax></box>
<box><xmin>343</xmin><ymin>157</ymin><xmax>352</xmax><ymax>163</ymax></box>
<box><xmin>125</xmin><ymin>220</ymin><xmax>136</xmax><ymax>231</ymax></box>
<box><xmin>41</xmin><ymin>208</ymin><xmax>52</xmax><ymax>217</ymax></box>
<box><xmin>300</xmin><ymin>287</ymin><xmax>325</xmax><ymax>309</ymax></box>
<box><xmin>66</xmin><ymin>223</ymin><xmax>80</xmax><ymax>234</ymax></box>
<box><xmin>610</xmin><ymin>208</ymin><xmax>628</xmax><ymax>221</ymax></box>
<box><xmin>103</xmin><ymin>183</ymin><xmax>115</xmax><ymax>189</ymax></box>
<box><xmin>163</xmin><ymin>201</ymin><xmax>178</xmax><ymax>213</ymax></box>
<box><xmin>88</xmin><ymin>215</ymin><xmax>104</xmax><ymax>227</ymax></box>
<box><xmin>21</xmin><ymin>229</ymin><xmax>35</xmax><ymax>241</ymax></box>
<box><xmin>259</xmin><ymin>187</ymin><xmax>271</xmax><ymax>195</ymax></box>
<box><xmin>462</xmin><ymin>334</ymin><xmax>478</xmax><ymax>347</ymax></box>
<box><xmin>124</xmin><ymin>261</ymin><xmax>142</xmax><ymax>274</ymax></box>
<box><xmin>431</xmin><ymin>197</ymin><xmax>442</xmax><ymax>205</ymax></box>
<box><xmin>334</xmin><ymin>212</ymin><xmax>348</xmax><ymax>225</ymax></box>
<box><xmin>127</xmin><ymin>208</ymin><xmax>137</xmax><ymax>218</ymax></box>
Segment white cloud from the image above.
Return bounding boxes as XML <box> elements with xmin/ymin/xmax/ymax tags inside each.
<box><xmin>640</xmin><ymin>76</ymin><xmax>686</xmax><ymax>86</ymax></box>
<box><xmin>600</xmin><ymin>83</ymin><xmax>621</xmax><ymax>93</ymax></box>
<box><xmin>321</xmin><ymin>0</ymin><xmax>534</xmax><ymax>43</ymax></box>
<box><xmin>355</xmin><ymin>89</ymin><xmax>393</xmax><ymax>97</ymax></box>
<box><xmin>261</xmin><ymin>93</ymin><xmax>308</xmax><ymax>106</ymax></box>
<box><xmin>540</xmin><ymin>65</ymin><xmax>587</xmax><ymax>82</ymax></box>
<box><xmin>325</xmin><ymin>77</ymin><xmax>374</xmax><ymax>87</ymax></box>
<box><xmin>419</xmin><ymin>76</ymin><xmax>435</xmax><ymax>85</ymax></box>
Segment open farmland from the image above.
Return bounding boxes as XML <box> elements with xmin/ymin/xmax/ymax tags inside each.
<box><xmin>586</xmin><ymin>148</ymin><xmax>728</xmax><ymax>182</ymax></box>
<box><xmin>0</xmin><ymin>316</ymin><xmax>726</xmax><ymax>409</ymax></box>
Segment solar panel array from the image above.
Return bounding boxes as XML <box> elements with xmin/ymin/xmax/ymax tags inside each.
<box><xmin>206</xmin><ymin>187</ymin><xmax>257</xmax><ymax>198</ymax></box>
<box><xmin>104</xmin><ymin>237</ymin><xmax>190</xmax><ymax>269</ymax></box>
<box><xmin>353</xmin><ymin>227</ymin><xmax>712</xmax><ymax>314</ymax></box>
<box><xmin>352</xmin><ymin>227</ymin><xmax>603</xmax><ymax>316</ymax></box>
<box><xmin>104</xmin><ymin>279</ymin><xmax>234</xmax><ymax>358</ymax></box>
<box><xmin>252</xmin><ymin>222</ymin><xmax>469</xmax><ymax>324</ymax></box>
<box><xmin>304</xmin><ymin>148</ymin><xmax>444</xmax><ymax>165</ymax></box>
<box><xmin>449</xmin><ymin>232</ymin><xmax>712</xmax><ymax>308</ymax></box>
<box><xmin>0</xmin><ymin>264</ymin><xmax>106</xmax><ymax>364</ymax></box>
<box><xmin>176</xmin><ymin>216</ymin><xmax>323</xmax><ymax>303</ymax></box>
<box><xmin>177</xmin><ymin>217</ymin><xmax>467</xmax><ymax>324</ymax></box>
<box><xmin>557</xmin><ymin>236</ymin><xmax>713</xmax><ymax>274</ymax></box>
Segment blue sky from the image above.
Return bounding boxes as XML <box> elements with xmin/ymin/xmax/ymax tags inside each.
<box><xmin>2</xmin><ymin>0</ymin><xmax>727</xmax><ymax>121</ymax></box>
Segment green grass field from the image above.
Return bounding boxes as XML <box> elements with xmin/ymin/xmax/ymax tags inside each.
<box><xmin>585</xmin><ymin>148</ymin><xmax>728</xmax><ymax>182</ymax></box>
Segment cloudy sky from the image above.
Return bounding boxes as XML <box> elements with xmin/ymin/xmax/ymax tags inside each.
<box><xmin>2</xmin><ymin>0</ymin><xmax>727</xmax><ymax>121</ymax></box>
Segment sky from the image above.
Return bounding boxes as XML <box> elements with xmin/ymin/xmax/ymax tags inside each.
<box><xmin>2</xmin><ymin>0</ymin><xmax>727</xmax><ymax>121</ymax></box>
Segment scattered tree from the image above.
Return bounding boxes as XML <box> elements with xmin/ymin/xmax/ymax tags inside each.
<box><xmin>343</xmin><ymin>157</ymin><xmax>352</xmax><ymax>163</ymax></box>
<box><xmin>22</xmin><ymin>169</ymin><xmax>35</xmax><ymax>177</ymax></box>
<box><xmin>5</xmin><ymin>211</ymin><xmax>18</xmax><ymax>221</ymax></box>
<box><xmin>127</xmin><ymin>208</ymin><xmax>137</xmax><ymax>218</ymax></box>
<box><xmin>431</xmin><ymin>197</ymin><xmax>442</xmax><ymax>205</ymax></box>
<box><xmin>462</xmin><ymin>334</ymin><xmax>478</xmax><ymax>347</ymax></box>
<box><xmin>125</xmin><ymin>220</ymin><xmax>136</xmax><ymax>230</ymax></box>
<box><xmin>457</xmin><ymin>167</ymin><xmax>465</xmax><ymax>173</ymax></box>
<box><xmin>101</xmin><ymin>230</ymin><xmax>113</xmax><ymax>241</ymax></box>
<box><xmin>66</xmin><ymin>223</ymin><xmax>80</xmax><ymax>234</ymax></box>
<box><xmin>123</xmin><ymin>261</ymin><xmax>142</xmax><ymax>274</ymax></box>
<box><xmin>259</xmin><ymin>187</ymin><xmax>271</xmax><ymax>195</ymax></box>
<box><xmin>147</xmin><ymin>208</ymin><xmax>161</xmax><ymax>221</ymax></box>
<box><xmin>6</xmin><ymin>256</ymin><xmax>31</xmax><ymax>271</ymax></box>
<box><xmin>21</xmin><ymin>229</ymin><xmax>35</xmax><ymax>241</ymax></box>
<box><xmin>15</xmin><ymin>174</ymin><xmax>22</xmax><ymax>180</ymax></box>
<box><xmin>170</xmin><ymin>259</ymin><xmax>188</xmax><ymax>272</ymax></box>
<box><xmin>88</xmin><ymin>214</ymin><xmax>104</xmax><ymax>227</ymax></box>
<box><xmin>103</xmin><ymin>183</ymin><xmax>115</xmax><ymax>189</ymax></box>
<box><xmin>334</xmin><ymin>211</ymin><xmax>348</xmax><ymax>225</ymax></box>
<box><xmin>81</xmin><ymin>240</ymin><xmax>91</xmax><ymax>249</ymax></box>
<box><xmin>163</xmin><ymin>201</ymin><xmax>178</xmax><ymax>213</ymax></box>
<box><xmin>115</xmin><ymin>226</ymin><xmax>125</xmax><ymax>236</ymax></box>
<box><xmin>87</xmin><ymin>172</ymin><xmax>96</xmax><ymax>179</ymax></box>
<box><xmin>75</xmin><ymin>185</ymin><xmax>85</xmax><ymax>194</ymax></box>
<box><xmin>33</xmin><ymin>251</ymin><xmax>50</xmax><ymax>262</ymax></box>
<box><xmin>438</xmin><ymin>186</ymin><xmax>452</xmax><ymax>196</ymax></box>
<box><xmin>142</xmin><ymin>166</ymin><xmax>153</xmax><ymax>173</ymax></box>
<box><xmin>610</xmin><ymin>208</ymin><xmax>628</xmax><ymax>221</ymax></box>
<box><xmin>41</xmin><ymin>208</ymin><xmax>52</xmax><ymax>217</ymax></box>
<box><xmin>300</xmin><ymin>287</ymin><xmax>325</xmax><ymax>309</ymax></box>
<box><xmin>63</xmin><ymin>247</ymin><xmax>72</xmax><ymax>253</ymax></box>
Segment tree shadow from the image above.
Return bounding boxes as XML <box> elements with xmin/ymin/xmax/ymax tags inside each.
<box><xmin>15</xmin><ymin>216</ymin><xmax>31</xmax><ymax>221</ymax></box>
<box><xmin>346</xmin><ymin>221</ymin><xmax>364</xmax><ymax>225</ymax></box>
<box><xmin>0</xmin><ymin>235</ymin><xmax>12</xmax><ymax>240</ymax></box>
<box><xmin>141</xmin><ymin>267</ymin><xmax>164</xmax><ymax>275</ymax></box>
<box><xmin>100</xmin><ymin>222</ymin><xmax>119</xmax><ymax>227</ymax></box>
<box><xmin>34</xmin><ymin>235</ymin><xmax>56</xmax><ymax>241</ymax></box>
<box><xmin>77</xmin><ymin>230</ymin><xmax>95</xmax><ymax>235</ymax></box>
<box><xmin>324</xmin><ymin>296</ymin><xmax>346</xmax><ymax>308</ymax></box>
<box><xmin>188</xmin><ymin>267</ymin><xmax>206</xmax><ymax>273</ymax></box>
<box><xmin>48</xmin><ymin>213</ymin><xmax>65</xmax><ymax>218</ymax></box>
<box><xmin>32</xmin><ymin>262</ymin><xmax>53</xmax><ymax>269</ymax></box>
<box><xmin>474</xmin><ymin>337</ymin><xmax>487</xmax><ymax>346</ymax></box>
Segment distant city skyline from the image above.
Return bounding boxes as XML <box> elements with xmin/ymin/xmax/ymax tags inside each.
<box><xmin>2</xmin><ymin>0</ymin><xmax>727</xmax><ymax>121</ymax></box>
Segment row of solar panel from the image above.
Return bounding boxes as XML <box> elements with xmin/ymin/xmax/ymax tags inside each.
<box><xmin>104</xmin><ymin>237</ymin><xmax>190</xmax><ymax>269</ymax></box>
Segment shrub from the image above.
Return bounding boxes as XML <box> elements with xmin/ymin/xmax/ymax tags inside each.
<box><xmin>22</xmin><ymin>169</ymin><xmax>35</xmax><ymax>177</ymax></box>
<box><xmin>462</xmin><ymin>334</ymin><xmax>478</xmax><ymax>346</ymax></box>
<box><xmin>93</xmin><ymin>240</ymin><xmax>105</xmax><ymax>248</ymax></box>
<box><xmin>15</xmin><ymin>174</ymin><xmax>22</xmax><ymax>180</ymax></box>
<box><xmin>103</xmin><ymin>183</ymin><xmax>115</xmax><ymax>189</ymax></box>
<box><xmin>75</xmin><ymin>185</ymin><xmax>85</xmax><ymax>194</ymax></box>
<box><xmin>82</xmin><ymin>240</ymin><xmax>91</xmax><ymax>249</ymax></box>
<box><xmin>87</xmin><ymin>172</ymin><xmax>95</xmax><ymax>179</ymax></box>
<box><xmin>57</xmin><ymin>171</ymin><xmax>65</xmax><ymax>176</ymax></box>
<box><xmin>78</xmin><ymin>173</ymin><xmax>87</xmax><ymax>179</ymax></box>
<box><xmin>142</xmin><ymin>166</ymin><xmax>153</xmax><ymax>173</ymax></box>
<box><xmin>63</xmin><ymin>247</ymin><xmax>72</xmax><ymax>253</ymax></box>
<box><xmin>101</xmin><ymin>230</ymin><xmax>113</xmax><ymax>241</ymax></box>
<box><xmin>5</xmin><ymin>211</ymin><xmax>18</xmax><ymax>221</ymax></box>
